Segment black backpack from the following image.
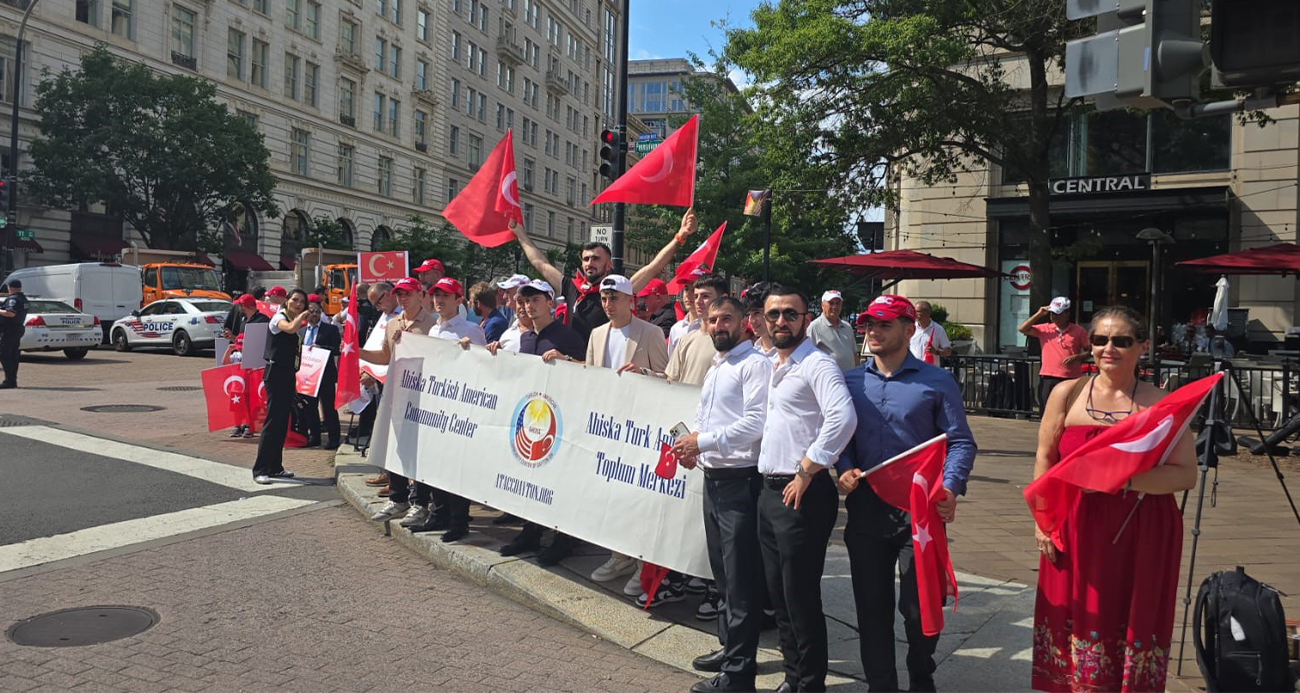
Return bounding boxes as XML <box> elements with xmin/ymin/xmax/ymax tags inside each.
<box><xmin>1193</xmin><ymin>566</ymin><xmax>1292</xmax><ymax>692</ymax></box>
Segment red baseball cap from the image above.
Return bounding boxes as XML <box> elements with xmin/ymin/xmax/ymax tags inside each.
<box><xmin>267</xmin><ymin>286</ymin><xmax>287</xmax><ymax>298</ymax></box>
<box><xmin>637</xmin><ymin>278</ymin><xmax>668</xmax><ymax>298</ymax></box>
<box><xmin>431</xmin><ymin>277</ymin><xmax>463</xmax><ymax>296</ymax></box>
<box><xmin>862</xmin><ymin>294</ymin><xmax>917</xmax><ymax>322</ymax></box>
<box><xmin>233</xmin><ymin>293</ymin><xmax>256</xmax><ymax>307</ymax></box>
<box><xmin>307</xmin><ymin>293</ymin><xmax>323</xmax><ymax>304</ymax></box>
<box><xmin>392</xmin><ymin>277</ymin><xmax>423</xmax><ymax>293</ymax></box>
<box><xmin>415</xmin><ymin>258</ymin><xmax>445</xmax><ymax>275</ymax></box>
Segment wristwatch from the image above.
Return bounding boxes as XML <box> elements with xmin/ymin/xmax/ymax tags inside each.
<box><xmin>796</xmin><ymin>466</ymin><xmax>812</xmax><ymax>480</ymax></box>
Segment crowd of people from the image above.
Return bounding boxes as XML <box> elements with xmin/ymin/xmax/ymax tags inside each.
<box><xmin>217</xmin><ymin>209</ymin><xmax>1194</xmax><ymax>693</ymax></box>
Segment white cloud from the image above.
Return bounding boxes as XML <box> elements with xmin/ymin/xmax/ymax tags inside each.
<box><xmin>633</xmin><ymin>49</ymin><xmax>664</xmax><ymax>60</ymax></box>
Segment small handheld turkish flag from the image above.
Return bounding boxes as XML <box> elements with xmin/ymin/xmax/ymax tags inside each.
<box><xmin>1024</xmin><ymin>372</ymin><xmax>1221</xmax><ymax>549</ymax></box>
<box><xmin>667</xmin><ymin>221</ymin><xmax>726</xmax><ymax>293</ymax></box>
<box><xmin>201</xmin><ymin>364</ymin><xmax>251</xmax><ymax>431</ymax></box>
<box><xmin>443</xmin><ymin>130</ymin><xmax>523</xmax><ymax>248</ymax></box>
<box><xmin>655</xmin><ymin>443</ymin><xmax>678</xmax><ymax>479</ymax></box>
<box><xmin>335</xmin><ymin>282</ymin><xmax>362</xmax><ymax>406</ymax></box>
<box><xmin>245</xmin><ymin>368</ymin><xmax>267</xmax><ymax>433</ymax></box>
<box><xmin>591</xmin><ymin>115</ymin><xmax>698</xmax><ymax>208</ymax></box>
<box><xmin>864</xmin><ymin>433</ymin><xmax>957</xmax><ymax>636</ymax></box>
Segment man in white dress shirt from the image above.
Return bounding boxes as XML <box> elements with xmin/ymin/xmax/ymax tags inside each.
<box><xmin>908</xmin><ymin>300</ymin><xmax>952</xmax><ymax>364</ymax></box>
<box><xmin>757</xmin><ymin>285</ymin><xmax>857</xmax><ymax>693</ymax></box>
<box><xmin>673</xmin><ymin>296</ymin><xmax>772</xmax><ymax>693</ymax></box>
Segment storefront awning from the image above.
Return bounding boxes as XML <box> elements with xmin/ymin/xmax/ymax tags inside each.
<box><xmin>985</xmin><ymin>185</ymin><xmax>1231</xmax><ymax>219</ymax></box>
<box><xmin>192</xmin><ymin>252</ymin><xmax>215</xmax><ymax>267</ymax></box>
<box><xmin>223</xmin><ymin>249</ymin><xmax>275</xmax><ymax>271</ymax></box>
<box><xmin>280</xmin><ymin>257</ymin><xmax>296</xmax><ymax>270</ymax></box>
<box><xmin>71</xmin><ymin>236</ymin><xmax>126</xmax><ymax>259</ymax></box>
<box><xmin>811</xmin><ymin>249</ymin><xmax>1005</xmax><ymax>281</ymax></box>
<box><xmin>1176</xmin><ymin>243</ymin><xmax>1300</xmax><ymax>276</ymax></box>
<box><xmin>10</xmin><ymin>237</ymin><xmax>43</xmax><ymax>253</ymax></box>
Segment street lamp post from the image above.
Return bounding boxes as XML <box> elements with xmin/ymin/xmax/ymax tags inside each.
<box><xmin>3</xmin><ymin>0</ymin><xmax>43</xmax><ymax>276</ymax></box>
<box><xmin>1137</xmin><ymin>227</ymin><xmax>1175</xmax><ymax>368</ymax></box>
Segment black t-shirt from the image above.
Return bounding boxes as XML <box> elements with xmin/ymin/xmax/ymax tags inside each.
<box><xmin>1</xmin><ymin>292</ymin><xmax>29</xmax><ymax>332</ymax></box>
<box><xmin>648</xmin><ymin>304</ymin><xmax>676</xmax><ymax>338</ymax></box>
<box><xmin>561</xmin><ymin>277</ymin><xmax>608</xmax><ymax>343</ymax></box>
<box><xmin>519</xmin><ymin>319</ymin><xmax>586</xmax><ymax>361</ymax></box>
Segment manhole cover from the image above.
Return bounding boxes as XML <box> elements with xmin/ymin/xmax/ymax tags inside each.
<box><xmin>7</xmin><ymin>606</ymin><xmax>159</xmax><ymax>647</ymax></box>
<box><xmin>80</xmin><ymin>404</ymin><xmax>165</xmax><ymax>414</ymax></box>
<box><xmin>156</xmin><ymin>386</ymin><xmax>201</xmax><ymax>392</ymax></box>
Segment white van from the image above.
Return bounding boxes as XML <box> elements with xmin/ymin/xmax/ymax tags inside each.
<box><xmin>2</xmin><ymin>263</ymin><xmax>142</xmax><ymax>340</ymax></box>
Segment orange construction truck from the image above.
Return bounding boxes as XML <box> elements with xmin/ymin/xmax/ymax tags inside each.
<box><xmin>140</xmin><ymin>263</ymin><xmax>231</xmax><ymax>306</ymax></box>
<box><xmin>317</xmin><ymin>263</ymin><xmax>357</xmax><ymax>315</ymax></box>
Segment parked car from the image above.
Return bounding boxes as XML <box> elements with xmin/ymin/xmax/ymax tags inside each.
<box><xmin>2</xmin><ymin>263</ymin><xmax>142</xmax><ymax>341</ymax></box>
<box><xmin>19</xmin><ymin>299</ymin><xmax>101</xmax><ymax>360</ymax></box>
<box><xmin>109</xmin><ymin>298</ymin><xmax>231</xmax><ymax>356</ymax></box>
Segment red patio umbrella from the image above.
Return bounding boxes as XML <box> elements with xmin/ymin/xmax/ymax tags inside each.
<box><xmin>1175</xmin><ymin>243</ymin><xmax>1300</xmax><ymax>276</ymax></box>
<box><xmin>811</xmin><ymin>249</ymin><xmax>1006</xmax><ymax>281</ymax></box>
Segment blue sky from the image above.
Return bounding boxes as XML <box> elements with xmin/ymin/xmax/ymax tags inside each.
<box><xmin>627</xmin><ymin>0</ymin><xmax>765</xmax><ymax>85</ymax></box>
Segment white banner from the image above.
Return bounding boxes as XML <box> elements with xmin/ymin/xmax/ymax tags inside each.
<box><xmin>369</xmin><ymin>334</ymin><xmax>711</xmax><ymax>578</ymax></box>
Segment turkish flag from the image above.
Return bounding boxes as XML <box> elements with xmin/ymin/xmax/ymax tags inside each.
<box><xmin>442</xmin><ymin>130</ymin><xmax>523</xmax><ymax>248</ymax></box>
<box><xmin>864</xmin><ymin>433</ymin><xmax>957</xmax><ymax>636</ymax></box>
<box><xmin>336</xmin><ymin>283</ymin><xmax>362</xmax><ymax>405</ymax></box>
<box><xmin>245</xmin><ymin>368</ymin><xmax>267</xmax><ymax>433</ymax></box>
<box><xmin>591</xmin><ymin>115</ymin><xmax>698</xmax><ymax>208</ymax></box>
<box><xmin>358</xmin><ymin>251</ymin><xmax>408</xmax><ymax>283</ymax></box>
<box><xmin>666</xmin><ymin>221</ymin><xmax>726</xmax><ymax>293</ymax></box>
<box><xmin>1024</xmin><ymin>372</ymin><xmax>1221</xmax><ymax>549</ymax></box>
<box><xmin>201</xmin><ymin>364</ymin><xmax>251</xmax><ymax>431</ymax></box>
<box><xmin>256</xmin><ymin>301</ymin><xmax>275</xmax><ymax>319</ymax></box>
<box><xmin>655</xmin><ymin>443</ymin><xmax>678</xmax><ymax>479</ymax></box>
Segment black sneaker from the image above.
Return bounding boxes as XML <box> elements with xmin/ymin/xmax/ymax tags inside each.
<box><xmin>269</xmin><ymin>470</ymin><xmax>295</xmax><ymax>479</ymax></box>
<box><xmin>684</xmin><ymin>577</ymin><xmax>708</xmax><ymax>595</ymax></box>
<box><xmin>499</xmin><ymin>529</ymin><xmax>542</xmax><ymax>556</ymax></box>
<box><xmin>695</xmin><ymin>583</ymin><xmax>720</xmax><ymax>621</ymax></box>
<box><xmin>636</xmin><ymin>580</ymin><xmax>686</xmax><ymax>608</ymax></box>
<box><xmin>440</xmin><ymin>525</ymin><xmax>468</xmax><ymax>543</ymax></box>
<box><xmin>536</xmin><ymin>535</ymin><xmax>573</xmax><ymax>566</ymax></box>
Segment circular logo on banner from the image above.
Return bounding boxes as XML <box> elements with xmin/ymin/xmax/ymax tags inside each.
<box><xmin>1009</xmin><ymin>264</ymin><xmax>1032</xmax><ymax>291</ymax></box>
<box><xmin>509</xmin><ymin>392</ymin><xmax>563</xmax><ymax>468</ymax></box>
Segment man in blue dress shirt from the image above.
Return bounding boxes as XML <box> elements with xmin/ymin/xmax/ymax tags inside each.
<box><xmin>835</xmin><ymin>294</ymin><xmax>977</xmax><ymax>693</ymax></box>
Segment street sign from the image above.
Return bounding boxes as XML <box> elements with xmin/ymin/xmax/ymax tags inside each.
<box><xmin>590</xmin><ymin>225</ymin><xmax>612</xmax><ymax>246</ymax></box>
<box><xmin>637</xmin><ymin>133</ymin><xmax>658</xmax><ymax>142</ymax></box>
<box><xmin>15</xmin><ymin>229</ymin><xmax>34</xmax><ymax>240</ymax></box>
<box><xmin>0</xmin><ymin>216</ymin><xmax>6</xmax><ymax>229</ymax></box>
<box><xmin>634</xmin><ymin>140</ymin><xmax>660</xmax><ymax>154</ymax></box>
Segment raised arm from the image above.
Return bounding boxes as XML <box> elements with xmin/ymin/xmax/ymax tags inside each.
<box><xmin>1018</xmin><ymin>307</ymin><xmax>1048</xmax><ymax>337</ymax></box>
<box><xmin>630</xmin><ymin>208</ymin><xmax>698</xmax><ymax>291</ymax></box>
<box><xmin>509</xmin><ymin>219</ymin><xmax>563</xmax><ymax>288</ymax></box>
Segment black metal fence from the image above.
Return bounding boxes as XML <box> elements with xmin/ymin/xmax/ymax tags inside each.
<box><xmin>943</xmin><ymin>354</ymin><xmax>1297</xmax><ymax>433</ymax></box>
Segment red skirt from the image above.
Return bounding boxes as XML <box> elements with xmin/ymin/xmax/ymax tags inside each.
<box><xmin>1031</xmin><ymin>489</ymin><xmax>1183</xmax><ymax>692</ymax></box>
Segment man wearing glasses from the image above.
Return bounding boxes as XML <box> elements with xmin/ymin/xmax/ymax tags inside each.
<box><xmin>1019</xmin><ymin>296</ymin><xmax>1089</xmax><ymax>414</ymax></box>
<box><xmin>756</xmin><ymin>285</ymin><xmax>857</xmax><ymax>693</ymax></box>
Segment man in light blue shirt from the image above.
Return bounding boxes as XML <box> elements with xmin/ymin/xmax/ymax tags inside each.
<box><xmin>836</xmin><ymin>294</ymin><xmax>976</xmax><ymax>693</ymax></box>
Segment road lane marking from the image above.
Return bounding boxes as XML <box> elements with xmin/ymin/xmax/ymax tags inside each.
<box><xmin>0</xmin><ymin>496</ymin><xmax>315</xmax><ymax>573</ymax></box>
<box><xmin>0</xmin><ymin>426</ymin><xmax>268</xmax><ymax>492</ymax></box>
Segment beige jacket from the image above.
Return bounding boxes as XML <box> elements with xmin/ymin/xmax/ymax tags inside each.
<box><xmin>586</xmin><ymin>316</ymin><xmax>670</xmax><ymax>374</ymax></box>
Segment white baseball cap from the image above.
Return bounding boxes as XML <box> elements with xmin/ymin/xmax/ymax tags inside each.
<box><xmin>599</xmin><ymin>274</ymin><xmax>634</xmax><ymax>296</ymax></box>
<box><xmin>821</xmin><ymin>290</ymin><xmax>843</xmax><ymax>303</ymax></box>
<box><xmin>1048</xmin><ymin>297</ymin><xmax>1071</xmax><ymax>314</ymax></box>
<box><xmin>519</xmin><ymin>279</ymin><xmax>555</xmax><ymax>299</ymax></box>
<box><xmin>497</xmin><ymin>273</ymin><xmax>529</xmax><ymax>290</ymax></box>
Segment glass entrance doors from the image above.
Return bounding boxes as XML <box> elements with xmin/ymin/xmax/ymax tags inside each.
<box><xmin>1075</xmin><ymin>260</ymin><xmax>1149</xmax><ymax>325</ymax></box>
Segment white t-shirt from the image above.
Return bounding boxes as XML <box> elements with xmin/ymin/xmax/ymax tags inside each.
<box><xmin>603</xmin><ymin>324</ymin><xmax>631</xmax><ymax>368</ymax></box>
<box><xmin>668</xmin><ymin>318</ymin><xmax>699</xmax><ymax>357</ymax></box>
<box><xmin>498</xmin><ymin>322</ymin><xmax>524</xmax><ymax>353</ymax></box>
<box><xmin>909</xmin><ymin>322</ymin><xmax>952</xmax><ymax>361</ymax></box>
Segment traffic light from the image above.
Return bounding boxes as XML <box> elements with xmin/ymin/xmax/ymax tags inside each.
<box><xmin>598</xmin><ymin>128</ymin><xmax>622</xmax><ymax>180</ymax></box>
<box><xmin>0</xmin><ymin>178</ymin><xmax>9</xmax><ymax>217</ymax></box>
<box><xmin>1065</xmin><ymin>0</ymin><xmax>1205</xmax><ymax>109</ymax></box>
<box><xmin>1210</xmin><ymin>0</ymin><xmax>1300</xmax><ymax>89</ymax></box>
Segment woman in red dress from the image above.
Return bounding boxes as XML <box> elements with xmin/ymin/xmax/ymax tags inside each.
<box><xmin>1031</xmin><ymin>306</ymin><xmax>1197</xmax><ymax>692</ymax></box>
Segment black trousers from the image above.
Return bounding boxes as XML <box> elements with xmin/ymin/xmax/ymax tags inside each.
<box><xmin>299</xmin><ymin>369</ymin><xmax>340</xmax><ymax>444</ymax></box>
<box><xmin>757</xmin><ymin>472</ymin><xmax>838</xmax><ymax>692</ymax></box>
<box><xmin>1038</xmin><ymin>375</ymin><xmax>1067</xmax><ymax>414</ymax></box>
<box><xmin>253</xmin><ymin>368</ymin><xmax>296</xmax><ymax>477</ymax></box>
<box><xmin>703</xmin><ymin>468</ymin><xmax>764</xmax><ymax>680</ymax></box>
<box><xmin>434</xmin><ymin>488</ymin><xmax>471</xmax><ymax>530</ymax></box>
<box><xmin>0</xmin><ymin>327</ymin><xmax>22</xmax><ymax>384</ymax></box>
<box><xmin>388</xmin><ymin>473</ymin><xmax>431</xmax><ymax>506</ymax></box>
<box><xmin>845</xmin><ymin>485</ymin><xmax>939</xmax><ymax>693</ymax></box>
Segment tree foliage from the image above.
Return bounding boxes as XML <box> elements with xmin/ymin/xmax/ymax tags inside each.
<box><xmin>27</xmin><ymin>45</ymin><xmax>278</xmax><ymax>251</ymax></box>
<box><xmin>723</xmin><ymin>0</ymin><xmax>1090</xmax><ymax>311</ymax></box>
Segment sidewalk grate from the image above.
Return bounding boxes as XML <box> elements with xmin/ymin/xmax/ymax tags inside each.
<box><xmin>80</xmin><ymin>404</ymin><xmax>165</xmax><ymax>414</ymax></box>
<box><xmin>6</xmin><ymin>606</ymin><xmax>159</xmax><ymax>647</ymax></box>
<box><xmin>0</xmin><ymin>415</ymin><xmax>52</xmax><ymax>428</ymax></box>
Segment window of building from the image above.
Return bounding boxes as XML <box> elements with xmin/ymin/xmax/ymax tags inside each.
<box><xmin>418</xmin><ymin>8</ymin><xmax>430</xmax><ymax>41</ymax></box>
<box><xmin>468</xmin><ymin>133</ymin><xmax>483</xmax><ymax>169</ymax></box>
<box><xmin>522</xmin><ymin>157</ymin><xmax>534</xmax><ymax>191</ymax></box>
<box><xmin>467</xmin><ymin>41</ymin><xmax>478</xmax><ymax>72</ymax></box>
<box><xmin>477</xmin><ymin>92</ymin><xmax>486</xmax><ymax>121</ymax></box>
<box><xmin>286</xmin><ymin>0</ymin><xmax>300</xmax><ymax>30</ymax></box>
<box><xmin>337</xmin><ymin>144</ymin><xmax>354</xmax><ymax>186</ymax></box>
<box><xmin>497</xmin><ymin>62</ymin><xmax>513</xmax><ymax>92</ymax></box>
<box><xmin>466</xmin><ymin>86</ymin><xmax>476</xmax><ymax>116</ymax></box>
<box><xmin>304</xmin><ymin>1</ymin><xmax>320</xmax><ymax>39</ymax></box>
<box><xmin>451</xmin><ymin>31</ymin><xmax>461</xmax><ymax>61</ymax></box>
<box><xmin>341</xmin><ymin>19</ymin><xmax>358</xmax><ymax>55</ymax></box>
<box><xmin>375</xmin><ymin>37</ymin><xmax>386</xmax><ymax>72</ymax></box>
<box><xmin>496</xmin><ymin>103</ymin><xmax>505</xmax><ymax>131</ymax></box>
<box><xmin>378</xmin><ymin>156</ymin><xmax>393</xmax><ymax>196</ymax></box>
<box><xmin>375</xmin><ymin>0</ymin><xmax>386</xmax><ymax>19</ymax></box>
<box><xmin>390</xmin><ymin>0</ymin><xmax>401</xmax><ymax>25</ymax></box>
<box><xmin>415</xmin><ymin>110</ymin><xmax>427</xmax><ymax>146</ymax></box>
<box><xmin>339</xmin><ymin>77</ymin><xmax>356</xmax><ymax>121</ymax></box>
<box><xmin>450</xmin><ymin>77</ymin><xmax>460</xmax><ymax>109</ymax></box>
<box><xmin>251</xmin><ymin>39</ymin><xmax>268</xmax><ymax>87</ymax></box>
<box><xmin>447</xmin><ymin>177</ymin><xmax>460</xmax><ymax>201</ymax></box>
<box><xmin>449</xmin><ymin>124</ymin><xmax>459</xmax><ymax>155</ymax></box>
<box><xmin>284</xmin><ymin>53</ymin><xmax>300</xmax><ymax>100</ymax></box>
<box><xmin>291</xmin><ymin>128</ymin><xmax>310</xmax><ymax>175</ymax></box>
<box><xmin>523</xmin><ymin>0</ymin><xmax>538</xmax><ymax>27</ymax></box>
<box><xmin>252</xmin><ymin>0</ymin><xmax>267</xmax><ymax>13</ymax></box>
<box><xmin>227</xmin><ymin>29</ymin><xmax>245</xmax><ymax>80</ymax></box>
<box><xmin>238</xmin><ymin>110</ymin><xmax>258</xmax><ymax>129</ymax></box>
<box><xmin>77</xmin><ymin>0</ymin><xmax>100</xmax><ymax>28</ymax></box>
<box><xmin>172</xmin><ymin>6</ymin><xmax>196</xmax><ymax>60</ymax></box>
<box><xmin>304</xmin><ymin>62</ymin><xmax>319</xmax><ymax>107</ymax></box>
<box><xmin>1150</xmin><ymin>110</ymin><xmax>1232</xmax><ymax>174</ymax></box>
<box><xmin>416</xmin><ymin>59</ymin><xmax>428</xmax><ymax>90</ymax></box>
<box><xmin>373</xmin><ymin>92</ymin><xmax>386</xmax><ymax>132</ymax></box>
<box><xmin>111</xmin><ymin>0</ymin><xmax>133</xmax><ymax>38</ymax></box>
<box><xmin>414</xmin><ymin>167</ymin><xmax>426</xmax><ymax>205</ymax></box>
<box><xmin>388</xmin><ymin>45</ymin><xmax>400</xmax><ymax>78</ymax></box>
<box><xmin>523</xmin><ymin>202</ymin><xmax>534</xmax><ymax>229</ymax></box>
<box><xmin>566</xmin><ymin>177</ymin><xmax>575</xmax><ymax>206</ymax></box>
<box><xmin>388</xmin><ymin>98</ymin><xmax>400</xmax><ymax>137</ymax></box>
<box><xmin>546</xmin><ymin>210</ymin><xmax>555</xmax><ymax>237</ymax></box>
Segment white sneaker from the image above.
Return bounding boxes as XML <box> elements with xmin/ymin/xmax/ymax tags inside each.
<box><xmin>622</xmin><ymin>568</ymin><xmax>644</xmax><ymax>597</ymax></box>
<box><xmin>254</xmin><ymin>475</ymin><xmax>271</xmax><ymax>485</ymax></box>
<box><xmin>399</xmin><ymin>505</ymin><xmax>430</xmax><ymax>527</ymax></box>
<box><xmin>370</xmin><ymin>500</ymin><xmax>410</xmax><ymax>522</ymax></box>
<box><xmin>590</xmin><ymin>554</ymin><xmax>638</xmax><ymax>582</ymax></box>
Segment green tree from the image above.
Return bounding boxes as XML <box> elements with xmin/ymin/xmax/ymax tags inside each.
<box><xmin>27</xmin><ymin>45</ymin><xmax>278</xmax><ymax>251</ymax></box>
<box><xmin>302</xmin><ymin>216</ymin><xmax>349</xmax><ymax>250</ymax></box>
<box><xmin>724</xmin><ymin>0</ymin><xmax>1087</xmax><ymax>313</ymax></box>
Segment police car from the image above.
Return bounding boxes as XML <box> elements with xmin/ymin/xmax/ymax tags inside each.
<box><xmin>110</xmin><ymin>298</ymin><xmax>231</xmax><ymax>356</ymax></box>
<box><xmin>19</xmin><ymin>299</ymin><xmax>101</xmax><ymax>360</ymax></box>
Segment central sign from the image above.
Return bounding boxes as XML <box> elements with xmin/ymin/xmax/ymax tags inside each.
<box><xmin>1049</xmin><ymin>173</ymin><xmax>1151</xmax><ymax>196</ymax></box>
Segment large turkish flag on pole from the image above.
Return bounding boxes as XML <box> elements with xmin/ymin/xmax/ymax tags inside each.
<box><xmin>201</xmin><ymin>364</ymin><xmax>251</xmax><ymax>431</ymax></box>
<box><xmin>358</xmin><ymin>251</ymin><xmax>408</xmax><ymax>283</ymax></box>
<box><xmin>1024</xmin><ymin>372</ymin><xmax>1221</xmax><ymax>549</ymax></box>
<box><xmin>442</xmin><ymin>130</ymin><xmax>523</xmax><ymax>248</ymax></box>
<box><xmin>590</xmin><ymin>115</ymin><xmax>698</xmax><ymax>208</ymax></box>
<box><xmin>864</xmin><ymin>433</ymin><xmax>958</xmax><ymax>636</ymax></box>
<box><xmin>335</xmin><ymin>283</ymin><xmax>362</xmax><ymax>406</ymax></box>
<box><xmin>667</xmin><ymin>221</ymin><xmax>726</xmax><ymax>293</ymax></box>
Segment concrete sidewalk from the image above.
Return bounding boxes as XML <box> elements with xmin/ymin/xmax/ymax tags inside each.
<box><xmin>334</xmin><ymin>446</ymin><xmax>1035</xmax><ymax>691</ymax></box>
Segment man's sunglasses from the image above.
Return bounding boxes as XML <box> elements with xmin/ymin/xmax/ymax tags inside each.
<box><xmin>1090</xmin><ymin>334</ymin><xmax>1136</xmax><ymax>348</ymax></box>
<box><xmin>764</xmin><ymin>309</ymin><xmax>807</xmax><ymax>323</ymax></box>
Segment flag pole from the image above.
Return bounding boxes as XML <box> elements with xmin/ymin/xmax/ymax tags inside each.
<box><xmin>611</xmin><ymin>0</ymin><xmax>630</xmax><ymax>276</ymax></box>
<box><xmin>860</xmin><ymin>434</ymin><xmax>947</xmax><ymax>478</ymax></box>
<box><xmin>762</xmin><ymin>192</ymin><xmax>772</xmax><ymax>282</ymax></box>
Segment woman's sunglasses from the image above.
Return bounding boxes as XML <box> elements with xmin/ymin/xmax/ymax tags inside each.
<box><xmin>1090</xmin><ymin>334</ymin><xmax>1136</xmax><ymax>349</ymax></box>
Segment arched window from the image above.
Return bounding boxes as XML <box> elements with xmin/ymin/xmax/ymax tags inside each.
<box><xmin>338</xmin><ymin>217</ymin><xmax>356</xmax><ymax>250</ymax></box>
<box><xmin>224</xmin><ymin>202</ymin><xmax>260</xmax><ymax>252</ymax></box>
<box><xmin>281</xmin><ymin>209</ymin><xmax>309</xmax><ymax>267</ymax></box>
<box><xmin>371</xmin><ymin>224</ymin><xmax>392</xmax><ymax>251</ymax></box>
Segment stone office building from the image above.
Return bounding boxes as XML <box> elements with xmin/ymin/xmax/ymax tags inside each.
<box><xmin>0</xmin><ymin>0</ymin><xmax>630</xmax><ymax>283</ymax></box>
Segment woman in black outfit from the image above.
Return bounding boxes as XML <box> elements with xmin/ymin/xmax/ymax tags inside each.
<box><xmin>253</xmin><ymin>288</ymin><xmax>309</xmax><ymax>483</ymax></box>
